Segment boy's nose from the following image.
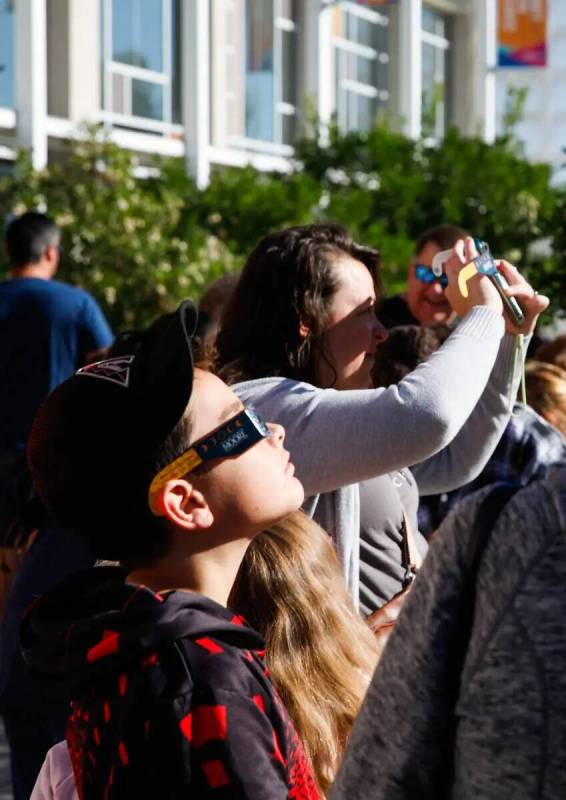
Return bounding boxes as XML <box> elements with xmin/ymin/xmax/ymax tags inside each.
<box><xmin>267</xmin><ymin>421</ymin><xmax>285</xmax><ymax>446</ymax></box>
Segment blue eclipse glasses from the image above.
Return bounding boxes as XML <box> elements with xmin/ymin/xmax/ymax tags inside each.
<box><xmin>190</xmin><ymin>404</ymin><xmax>270</xmax><ymax>465</ymax></box>
<box><xmin>148</xmin><ymin>404</ymin><xmax>270</xmax><ymax>513</ymax></box>
<box><xmin>415</xmin><ymin>263</ymin><xmax>449</xmax><ymax>288</ymax></box>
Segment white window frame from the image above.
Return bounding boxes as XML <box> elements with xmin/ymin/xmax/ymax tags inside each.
<box><xmin>420</xmin><ymin>4</ymin><xmax>451</xmax><ymax>142</ymax></box>
<box><xmin>226</xmin><ymin>0</ymin><xmax>297</xmax><ymax>156</ymax></box>
<box><xmin>0</xmin><ymin>144</ymin><xmax>16</xmax><ymax>161</ymax></box>
<box><xmin>0</xmin><ymin>108</ymin><xmax>16</xmax><ymax>128</ymax></box>
<box><xmin>101</xmin><ymin>0</ymin><xmax>177</xmax><ymax>135</ymax></box>
<box><xmin>334</xmin><ymin>0</ymin><xmax>390</xmax><ymax>133</ymax></box>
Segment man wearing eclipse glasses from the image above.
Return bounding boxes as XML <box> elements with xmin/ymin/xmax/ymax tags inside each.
<box><xmin>378</xmin><ymin>224</ymin><xmax>469</xmax><ymax>329</ymax></box>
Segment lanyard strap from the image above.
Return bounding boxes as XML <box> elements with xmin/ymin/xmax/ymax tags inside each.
<box><xmin>512</xmin><ymin>333</ymin><xmax>527</xmax><ymax>412</ymax></box>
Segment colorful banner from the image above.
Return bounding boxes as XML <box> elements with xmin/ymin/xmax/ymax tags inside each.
<box><xmin>498</xmin><ymin>0</ymin><xmax>547</xmax><ymax>67</ymax></box>
<box><xmin>325</xmin><ymin>1</ymin><xmax>398</xmax><ymax>7</ymax></box>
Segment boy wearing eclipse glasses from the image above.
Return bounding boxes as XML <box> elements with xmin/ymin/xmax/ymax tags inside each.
<box><xmin>22</xmin><ymin>302</ymin><xmax>319</xmax><ymax>799</ymax></box>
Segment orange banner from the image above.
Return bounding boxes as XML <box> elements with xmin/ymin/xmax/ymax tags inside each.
<box><xmin>498</xmin><ymin>0</ymin><xmax>547</xmax><ymax>67</ymax></box>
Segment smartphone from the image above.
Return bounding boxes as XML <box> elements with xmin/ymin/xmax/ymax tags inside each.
<box><xmin>474</xmin><ymin>240</ymin><xmax>525</xmax><ymax>327</ymax></box>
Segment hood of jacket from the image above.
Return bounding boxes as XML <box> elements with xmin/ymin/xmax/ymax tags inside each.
<box><xmin>21</xmin><ymin>565</ymin><xmax>264</xmax><ymax>700</ymax></box>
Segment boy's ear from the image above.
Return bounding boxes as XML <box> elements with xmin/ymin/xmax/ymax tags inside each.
<box><xmin>153</xmin><ymin>479</ymin><xmax>214</xmax><ymax>531</ymax></box>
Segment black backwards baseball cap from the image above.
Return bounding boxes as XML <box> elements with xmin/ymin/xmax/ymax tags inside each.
<box><xmin>27</xmin><ymin>301</ymin><xmax>198</xmax><ymax>560</ymax></box>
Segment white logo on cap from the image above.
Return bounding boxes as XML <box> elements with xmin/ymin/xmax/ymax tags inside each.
<box><xmin>76</xmin><ymin>355</ymin><xmax>135</xmax><ymax>388</ymax></box>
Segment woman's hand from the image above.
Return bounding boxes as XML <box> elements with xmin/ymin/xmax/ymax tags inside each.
<box><xmin>366</xmin><ymin>586</ymin><xmax>410</xmax><ymax>655</ymax></box>
<box><xmin>442</xmin><ymin>239</ymin><xmax>549</xmax><ymax>334</ymax></box>
<box><xmin>443</xmin><ymin>237</ymin><xmax>503</xmax><ymax>318</ymax></box>
<box><xmin>495</xmin><ymin>260</ymin><xmax>550</xmax><ymax>335</ymax></box>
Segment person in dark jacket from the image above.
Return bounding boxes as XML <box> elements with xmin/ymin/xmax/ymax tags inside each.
<box><xmin>331</xmin><ymin>466</ymin><xmax>566</xmax><ymax>800</ymax></box>
<box><xmin>21</xmin><ymin>301</ymin><xmax>319</xmax><ymax>799</ymax></box>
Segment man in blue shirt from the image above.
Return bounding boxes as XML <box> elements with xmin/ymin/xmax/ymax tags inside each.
<box><xmin>0</xmin><ymin>211</ymin><xmax>113</xmax><ymax>453</ymax></box>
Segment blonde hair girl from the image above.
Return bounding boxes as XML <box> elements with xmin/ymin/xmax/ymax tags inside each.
<box><xmin>229</xmin><ymin>511</ymin><xmax>379</xmax><ymax>796</ymax></box>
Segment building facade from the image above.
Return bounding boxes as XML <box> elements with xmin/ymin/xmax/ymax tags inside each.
<box><xmin>0</xmin><ymin>0</ymin><xmax>496</xmax><ymax>186</ymax></box>
<box><xmin>495</xmin><ymin>0</ymin><xmax>566</xmax><ymax>182</ymax></box>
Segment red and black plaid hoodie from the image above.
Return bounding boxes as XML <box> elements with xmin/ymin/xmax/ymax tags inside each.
<box><xmin>21</xmin><ymin>566</ymin><xmax>320</xmax><ymax>799</ymax></box>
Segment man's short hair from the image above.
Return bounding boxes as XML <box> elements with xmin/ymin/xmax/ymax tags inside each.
<box><xmin>415</xmin><ymin>224</ymin><xmax>469</xmax><ymax>258</ymax></box>
<box><xmin>5</xmin><ymin>211</ymin><xmax>60</xmax><ymax>268</ymax></box>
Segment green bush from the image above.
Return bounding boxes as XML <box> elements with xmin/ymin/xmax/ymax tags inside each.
<box><xmin>295</xmin><ymin>121</ymin><xmax>562</xmax><ymax>301</ymax></box>
<box><xmin>0</xmin><ymin>122</ymin><xmax>563</xmax><ymax>333</ymax></box>
<box><xmin>0</xmin><ymin>132</ymin><xmax>237</xmax><ymax>330</ymax></box>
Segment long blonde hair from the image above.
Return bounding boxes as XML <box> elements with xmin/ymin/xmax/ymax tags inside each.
<box><xmin>228</xmin><ymin>511</ymin><xmax>379</xmax><ymax>796</ymax></box>
<box><xmin>525</xmin><ymin>360</ymin><xmax>566</xmax><ymax>437</ymax></box>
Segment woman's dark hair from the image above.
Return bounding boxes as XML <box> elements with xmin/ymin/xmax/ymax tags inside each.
<box><xmin>216</xmin><ymin>224</ymin><xmax>381</xmax><ymax>386</ymax></box>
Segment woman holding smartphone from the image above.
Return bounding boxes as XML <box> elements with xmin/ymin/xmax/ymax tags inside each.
<box><xmin>216</xmin><ymin>224</ymin><xmax>547</xmax><ymax>616</ymax></box>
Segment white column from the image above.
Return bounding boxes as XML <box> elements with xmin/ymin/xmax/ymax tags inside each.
<box><xmin>296</xmin><ymin>0</ymin><xmax>320</xmax><ymax>135</ymax></box>
<box><xmin>453</xmin><ymin>0</ymin><xmax>496</xmax><ymax>141</ymax></box>
<box><xmin>470</xmin><ymin>0</ymin><xmax>497</xmax><ymax>142</ymax></box>
<box><xmin>182</xmin><ymin>0</ymin><xmax>210</xmax><ymax>187</ymax></box>
<box><xmin>210</xmin><ymin>0</ymin><xmax>227</xmax><ymax>147</ymax></box>
<box><xmin>68</xmin><ymin>1</ymin><xmax>101</xmax><ymax>123</ymax></box>
<box><xmin>397</xmin><ymin>0</ymin><xmax>422</xmax><ymax>139</ymax></box>
<box><xmin>15</xmin><ymin>0</ymin><xmax>48</xmax><ymax>169</ymax></box>
<box><xmin>317</xmin><ymin>2</ymin><xmax>334</xmax><ymax>133</ymax></box>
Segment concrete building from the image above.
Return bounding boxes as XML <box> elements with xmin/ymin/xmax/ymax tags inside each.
<box><xmin>0</xmin><ymin>0</ymin><xmax>497</xmax><ymax>186</ymax></box>
<box><xmin>495</xmin><ymin>0</ymin><xmax>566</xmax><ymax>182</ymax></box>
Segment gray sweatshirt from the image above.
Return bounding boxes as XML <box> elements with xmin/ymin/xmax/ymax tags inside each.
<box><xmin>235</xmin><ymin>306</ymin><xmax>519</xmax><ymax>605</ymax></box>
<box><xmin>331</xmin><ymin>466</ymin><xmax>566</xmax><ymax>800</ymax></box>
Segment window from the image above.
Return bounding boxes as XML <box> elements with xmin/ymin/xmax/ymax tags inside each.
<box><xmin>225</xmin><ymin>0</ymin><xmax>297</xmax><ymax>152</ymax></box>
<box><xmin>421</xmin><ymin>5</ymin><xmax>452</xmax><ymax>140</ymax></box>
<box><xmin>0</xmin><ymin>0</ymin><xmax>15</xmax><ymax>109</ymax></box>
<box><xmin>101</xmin><ymin>0</ymin><xmax>180</xmax><ymax>131</ymax></box>
<box><xmin>334</xmin><ymin>1</ymin><xmax>390</xmax><ymax>133</ymax></box>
